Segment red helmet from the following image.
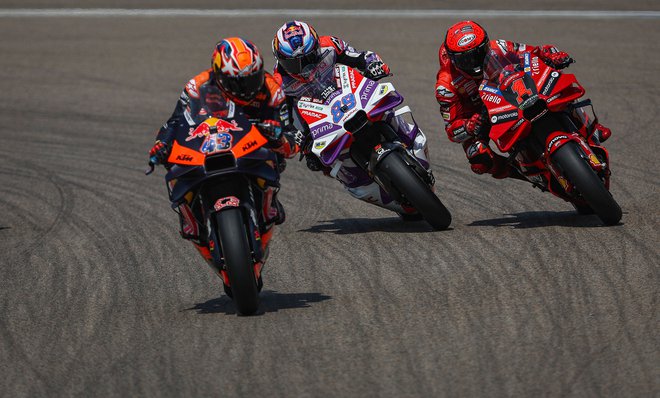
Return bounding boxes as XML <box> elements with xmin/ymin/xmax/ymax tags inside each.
<box><xmin>212</xmin><ymin>37</ymin><xmax>265</xmax><ymax>103</ymax></box>
<box><xmin>444</xmin><ymin>21</ymin><xmax>489</xmax><ymax>78</ymax></box>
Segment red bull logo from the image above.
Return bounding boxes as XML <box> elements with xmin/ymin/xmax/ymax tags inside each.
<box><xmin>284</xmin><ymin>25</ymin><xmax>303</xmax><ymax>39</ymax></box>
<box><xmin>186</xmin><ymin>118</ymin><xmax>242</xmax><ymax>142</ymax></box>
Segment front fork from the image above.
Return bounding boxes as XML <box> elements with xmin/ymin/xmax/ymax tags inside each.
<box><xmin>202</xmin><ymin>181</ymin><xmax>268</xmax><ymax>288</ymax></box>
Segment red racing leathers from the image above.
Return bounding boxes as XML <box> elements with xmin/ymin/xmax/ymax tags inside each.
<box><xmin>436</xmin><ymin>39</ymin><xmax>582</xmax><ymax>178</ymax></box>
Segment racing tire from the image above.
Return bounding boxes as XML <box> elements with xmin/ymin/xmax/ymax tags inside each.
<box><xmin>378</xmin><ymin>152</ymin><xmax>452</xmax><ymax>230</ymax></box>
<box><xmin>215</xmin><ymin>208</ymin><xmax>260</xmax><ymax>315</ymax></box>
<box><xmin>552</xmin><ymin>142</ymin><xmax>622</xmax><ymax>225</ymax></box>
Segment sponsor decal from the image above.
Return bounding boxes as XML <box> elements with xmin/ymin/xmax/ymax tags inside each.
<box><xmin>185</xmin><ymin>79</ymin><xmax>199</xmax><ymax>99</ymax></box>
<box><xmin>541</xmin><ymin>71</ymin><xmax>559</xmax><ymax>96</ymax></box>
<box><xmin>547</xmin><ymin>135</ymin><xmax>568</xmax><ymax>151</ymax></box>
<box><xmin>299</xmin><ymin>109</ymin><xmax>327</xmax><ymax>121</ymax></box>
<box><xmin>441</xmin><ymin>111</ymin><xmax>450</xmax><ymax>121</ymax></box>
<box><xmin>481</xmin><ymin>93</ymin><xmax>501</xmax><ymax>104</ymax></box>
<box><xmin>360</xmin><ymin>80</ymin><xmax>376</xmax><ymax>106</ymax></box>
<box><xmin>186</xmin><ymin>118</ymin><xmax>242</xmax><ymax>142</ymax></box>
<box><xmin>379</xmin><ymin>85</ymin><xmax>389</xmax><ymax>95</ymax></box>
<box><xmin>241</xmin><ymin>140</ymin><xmax>258</xmax><ymax>152</ymax></box>
<box><xmin>511</xmin><ymin>118</ymin><xmax>526</xmax><ymax>131</ymax></box>
<box><xmin>310</xmin><ymin>121</ymin><xmax>339</xmax><ymax>138</ymax></box>
<box><xmin>547</xmin><ymin>93</ymin><xmax>561</xmax><ymax>103</ymax></box>
<box><xmin>176</xmin><ymin>154</ymin><xmax>193</xmax><ymax>162</ymax></box>
<box><xmin>298</xmin><ymin>101</ymin><xmax>325</xmax><ymax>111</ymax></box>
<box><xmin>496</xmin><ymin>39</ymin><xmax>508</xmax><ymax>54</ymax></box>
<box><xmin>436</xmin><ymin>85</ymin><xmax>454</xmax><ymax>98</ymax></box>
<box><xmin>531</xmin><ymin>56</ymin><xmax>541</xmax><ymax>75</ymax></box>
<box><xmin>589</xmin><ymin>153</ymin><xmax>601</xmax><ymax>165</ymax></box>
<box><xmin>480</xmin><ymin>84</ymin><xmax>500</xmax><ymax>95</ymax></box>
<box><xmin>458</xmin><ymin>34</ymin><xmax>477</xmax><ymax>47</ymax></box>
<box><xmin>214</xmin><ymin>196</ymin><xmax>240</xmax><ymax>211</ymax></box>
<box><xmin>314</xmin><ymin>141</ymin><xmax>327</xmax><ymax>150</ymax></box>
<box><xmin>491</xmin><ymin>111</ymin><xmax>519</xmax><ymax>124</ymax></box>
<box><xmin>320</xmin><ymin>85</ymin><xmax>337</xmax><ymax>101</ymax></box>
<box><xmin>489</xmin><ymin>104</ymin><xmax>515</xmax><ymax>113</ymax></box>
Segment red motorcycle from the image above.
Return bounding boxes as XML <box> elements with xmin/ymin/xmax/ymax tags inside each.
<box><xmin>478</xmin><ymin>52</ymin><xmax>621</xmax><ymax>225</ymax></box>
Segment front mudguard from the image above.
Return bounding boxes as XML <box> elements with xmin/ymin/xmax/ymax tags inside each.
<box><xmin>370</xmin><ymin>143</ymin><xmax>434</xmax><ymax>203</ymax></box>
<box><xmin>203</xmin><ymin>180</ymin><xmax>266</xmax><ymax>271</ymax></box>
<box><xmin>544</xmin><ymin>132</ymin><xmax>610</xmax><ymax>195</ymax></box>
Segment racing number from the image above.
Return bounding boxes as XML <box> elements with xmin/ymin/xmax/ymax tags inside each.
<box><xmin>512</xmin><ymin>78</ymin><xmax>533</xmax><ymax>104</ymax></box>
<box><xmin>201</xmin><ymin>132</ymin><xmax>232</xmax><ymax>154</ymax></box>
<box><xmin>331</xmin><ymin>93</ymin><xmax>357</xmax><ymax>123</ymax></box>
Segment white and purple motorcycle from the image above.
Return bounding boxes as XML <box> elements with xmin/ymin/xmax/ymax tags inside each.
<box><xmin>287</xmin><ymin>52</ymin><xmax>451</xmax><ymax>230</ymax></box>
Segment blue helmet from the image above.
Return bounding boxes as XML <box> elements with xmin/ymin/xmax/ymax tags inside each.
<box><xmin>272</xmin><ymin>21</ymin><xmax>320</xmax><ymax>79</ymax></box>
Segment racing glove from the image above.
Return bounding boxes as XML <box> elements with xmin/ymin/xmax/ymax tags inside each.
<box><xmin>364</xmin><ymin>60</ymin><xmax>391</xmax><ymax>80</ymax></box>
<box><xmin>466</xmin><ymin>140</ymin><xmax>494</xmax><ymax>175</ymax></box>
<box><xmin>540</xmin><ymin>45</ymin><xmax>573</xmax><ymax>69</ymax></box>
<box><xmin>465</xmin><ymin>112</ymin><xmax>489</xmax><ymax>138</ymax></box>
<box><xmin>258</xmin><ymin>119</ymin><xmax>283</xmax><ymax>144</ymax></box>
<box><xmin>149</xmin><ymin>140</ymin><xmax>171</xmax><ymax>165</ymax></box>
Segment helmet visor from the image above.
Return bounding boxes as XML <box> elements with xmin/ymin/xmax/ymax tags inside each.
<box><xmin>450</xmin><ymin>41</ymin><xmax>489</xmax><ymax>75</ymax></box>
<box><xmin>218</xmin><ymin>69</ymin><xmax>264</xmax><ymax>101</ymax></box>
<box><xmin>278</xmin><ymin>48</ymin><xmax>321</xmax><ymax>77</ymax></box>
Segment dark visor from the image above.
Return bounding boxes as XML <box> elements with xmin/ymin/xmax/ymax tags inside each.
<box><xmin>278</xmin><ymin>49</ymin><xmax>321</xmax><ymax>76</ymax></box>
<box><xmin>450</xmin><ymin>41</ymin><xmax>489</xmax><ymax>73</ymax></box>
<box><xmin>218</xmin><ymin>70</ymin><xmax>264</xmax><ymax>101</ymax></box>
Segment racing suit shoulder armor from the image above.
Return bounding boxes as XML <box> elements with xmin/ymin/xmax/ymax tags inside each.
<box><xmin>319</xmin><ymin>35</ymin><xmax>346</xmax><ymax>54</ymax></box>
<box><xmin>185</xmin><ymin>69</ymin><xmax>212</xmax><ymax>99</ymax></box>
<box><xmin>264</xmin><ymin>72</ymin><xmax>285</xmax><ymax>107</ymax></box>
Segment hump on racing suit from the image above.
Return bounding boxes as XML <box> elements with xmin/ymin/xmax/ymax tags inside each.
<box><xmin>155</xmin><ymin>69</ymin><xmax>297</xmax><ymax>158</ymax></box>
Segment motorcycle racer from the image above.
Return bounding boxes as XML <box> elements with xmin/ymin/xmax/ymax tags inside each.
<box><xmin>435</xmin><ymin>20</ymin><xmax>612</xmax><ymax>178</ymax></box>
<box><xmin>272</xmin><ymin>20</ymin><xmax>434</xmax><ymax>218</ymax></box>
<box><xmin>148</xmin><ymin>37</ymin><xmax>298</xmax><ymax>259</ymax></box>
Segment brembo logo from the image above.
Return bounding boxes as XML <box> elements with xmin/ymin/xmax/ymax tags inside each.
<box><xmin>458</xmin><ymin>34</ymin><xmax>476</xmax><ymax>47</ymax></box>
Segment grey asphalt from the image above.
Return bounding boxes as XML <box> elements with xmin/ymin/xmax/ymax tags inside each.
<box><xmin>0</xmin><ymin>2</ymin><xmax>658</xmax><ymax>397</ymax></box>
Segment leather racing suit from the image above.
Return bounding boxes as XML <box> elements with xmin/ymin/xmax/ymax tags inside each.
<box><xmin>275</xmin><ymin>36</ymin><xmax>432</xmax><ymax>214</ymax></box>
<box><xmin>153</xmin><ymin>69</ymin><xmax>298</xmax><ymax>261</ymax></box>
<box><xmin>435</xmin><ymin>39</ymin><xmax>611</xmax><ymax>178</ymax></box>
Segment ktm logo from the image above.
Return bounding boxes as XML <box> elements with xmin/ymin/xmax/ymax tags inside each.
<box><xmin>242</xmin><ymin>140</ymin><xmax>257</xmax><ymax>151</ymax></box>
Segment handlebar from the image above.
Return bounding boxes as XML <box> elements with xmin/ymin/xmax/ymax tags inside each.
<box><xmin>145</xmin><ymin>158</ymin><xmax>156</xmax><ymax>175</ymax></box>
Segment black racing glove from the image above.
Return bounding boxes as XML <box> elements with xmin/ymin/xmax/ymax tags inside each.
<box><xmin>364</xmin><ymin>60</ymin><xmax>391</xmax><ymax>80</ymax></box>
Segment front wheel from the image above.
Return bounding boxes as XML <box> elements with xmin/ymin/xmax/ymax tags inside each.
<box><xmin>215</xmin><ymin>208</ymin><xmax>260</xmax><ymax>315</ymax></box>
<box><xmin>377</xmin><ymin>152</ymin><xmax>452</xmax><ymax>230</ymax></box>
<box><xmin>552</xmin><ymin>142</ymin><xmax>622</xmax><ymax>225</ymax></box>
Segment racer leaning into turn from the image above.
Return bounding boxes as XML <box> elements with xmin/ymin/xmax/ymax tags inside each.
<box><xmin>435</xmin><ymin>20</ymin><xmax>612</xmax><ymax>179</ymax></box>
<box><xmin>148</xmin><ymin>37</ymin><xmax>298</xmax><ymax>260</ymax></box>
<box><xmin>272</xmin><ymin>20</ymin><xmax>434</xmax><ymax>217</ymax></box>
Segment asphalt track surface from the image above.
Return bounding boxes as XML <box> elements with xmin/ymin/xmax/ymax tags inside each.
<box><xmin>1</xmin><ymin>1</ymin><xmax>658</xmax><ymax>397</ymax></box>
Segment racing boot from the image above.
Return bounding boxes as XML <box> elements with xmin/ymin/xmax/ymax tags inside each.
<box><xmin>269</xmin><ymin>191</ymin><xmax>286</xmax><ymax>226</ymax></box>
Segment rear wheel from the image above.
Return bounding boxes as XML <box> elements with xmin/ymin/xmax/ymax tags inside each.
<box><xmin>377</xmin><ymin>152</ymin><xmax>452</xmax><ymax>230</ymax></box>
<box><xmin>552</xmin><ymin>142</ymin><xmax>622</xmax><ymax>225</ymax></box>
<box><xmin>215</xmin><ymin>208</ymin><xmax>259</xmax><ymax>315</ymax></box>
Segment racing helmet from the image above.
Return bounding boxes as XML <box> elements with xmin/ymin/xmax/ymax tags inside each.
<box><xmin>272</xmin><ymin>20</ymin><xmax>320</xmax><ymax>81</ymax></box>
<box><xmin>212</xmin><ymin>37</ymin><xmax>265</xmax><ymax>102</ymax></box>
<box><xmin>444</xmin><ymin>21</ymin><xmax>489</xmax><ymax>79</ymax></box>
